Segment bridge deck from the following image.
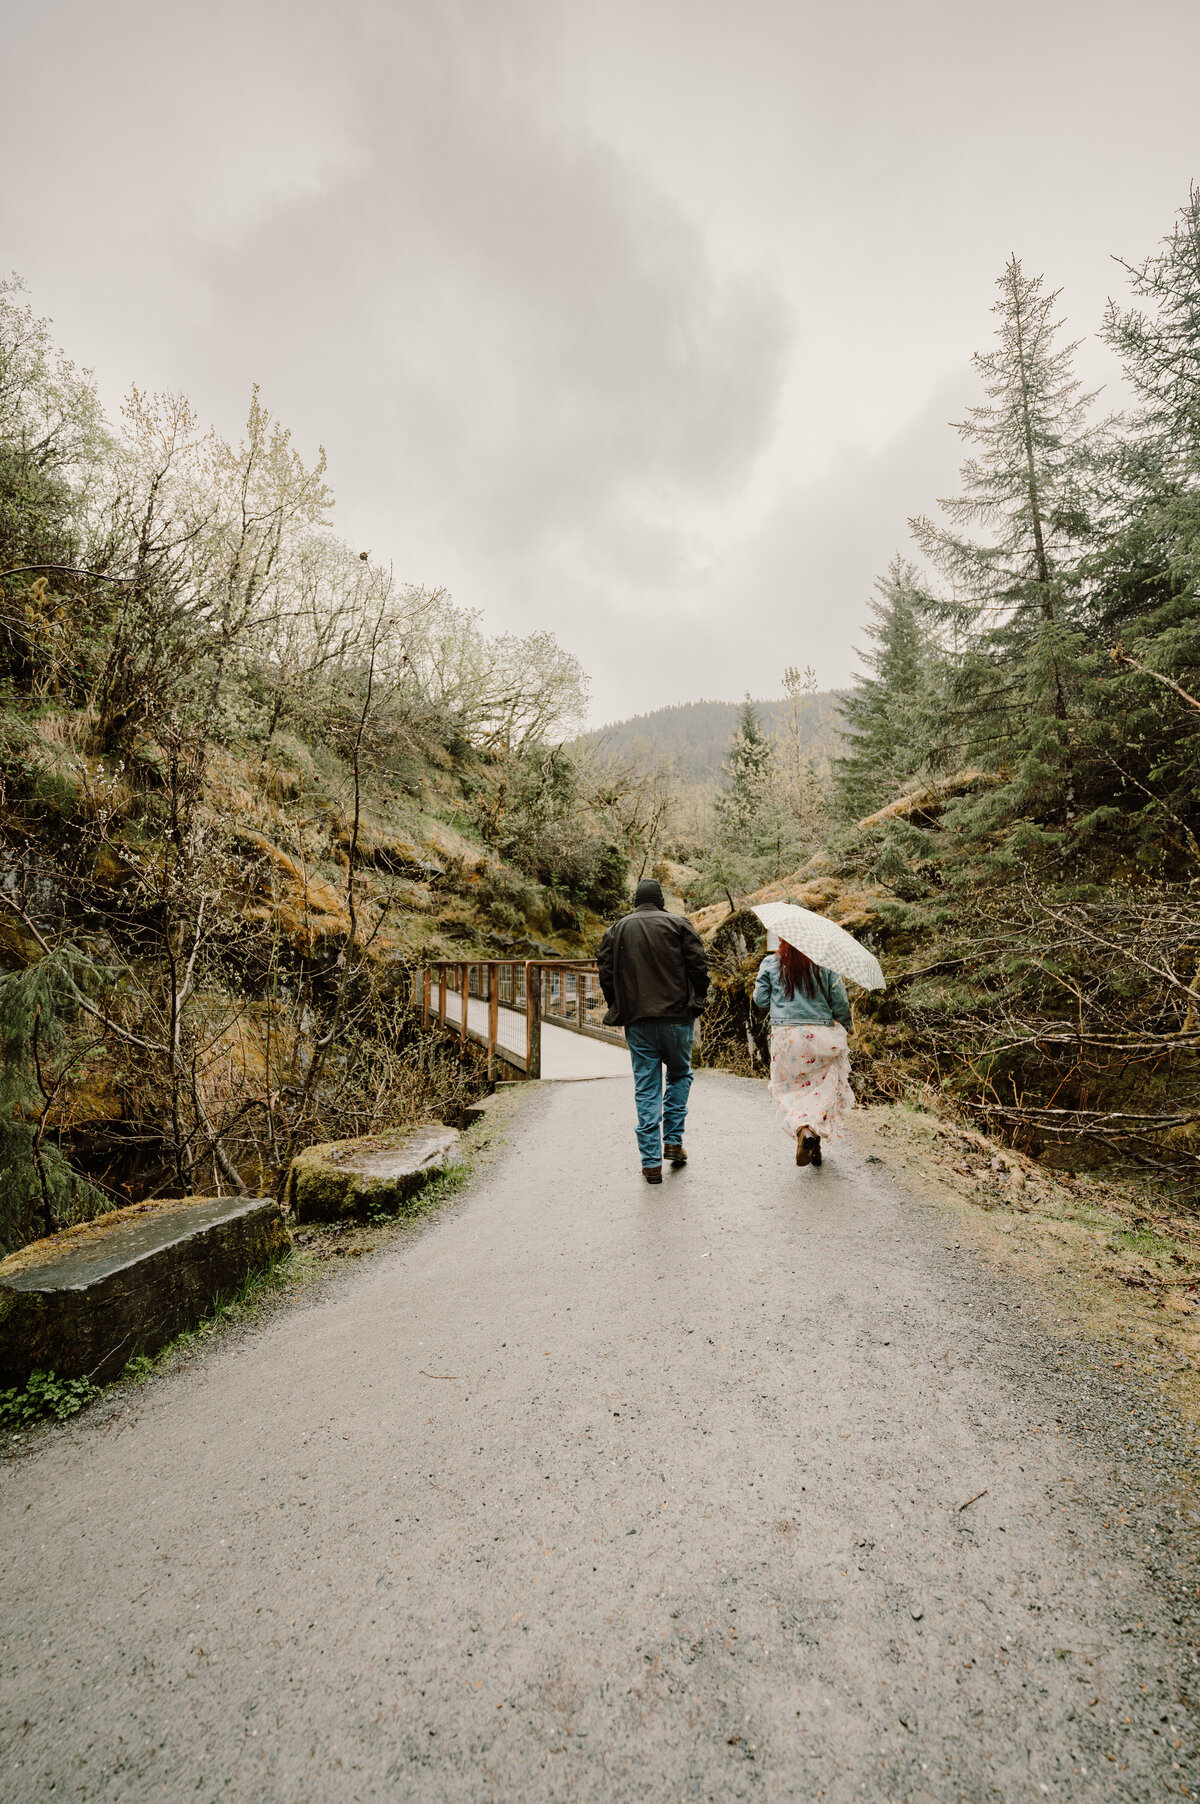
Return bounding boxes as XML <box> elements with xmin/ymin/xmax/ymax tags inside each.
<box><xmin>440</xmin><ymin>983</ymin><xmax>630</xmax><ymax>1079</ymax></box>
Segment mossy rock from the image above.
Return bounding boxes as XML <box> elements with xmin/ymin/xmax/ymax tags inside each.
<box><xmin>0</xmin><ymin>1193</ymin><xmax>287</xmax><ymax>1387</ymax></box>
<box><xmin>284</xmin><ymin>1126</ymin><xmax>461</xmax><ymax>1223</ymax></box>
<box><xmin>707</xmin><ymin>908</ymin><xmax>767</xmax><ymax>970</ymax></box>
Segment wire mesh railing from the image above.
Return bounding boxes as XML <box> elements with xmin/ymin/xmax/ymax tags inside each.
<box><xmin>414</xmin><ymin>960</ymin><xmax>624</xmax><ymax>1079</ymax></box>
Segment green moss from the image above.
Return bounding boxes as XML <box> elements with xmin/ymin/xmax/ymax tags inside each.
<box><xmin>285</xmin><ymin>1126</ymin><xmax>462</xmax><ymax>1222</ymax></box>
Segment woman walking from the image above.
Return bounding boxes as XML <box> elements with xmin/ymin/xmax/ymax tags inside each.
<box><xmin>753</xmin><ymin>935</ymin><xmax>854</xmax><ymax>1166</ymax></box>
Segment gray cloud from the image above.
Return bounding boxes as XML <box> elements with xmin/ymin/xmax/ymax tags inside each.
<box><xmin>182</xmin><ymin>13</ymin><xmax>791</xmax><ymax>574</ymax></box>
<box><xmin>557</xmin><ymin>372</ymin><xmax>976</xmax><ymax>718</ymax></box>
<box><xmin>4</xmin><ymin>0</ymin><xmax>1199</xmax><ymax>725</ymax></box>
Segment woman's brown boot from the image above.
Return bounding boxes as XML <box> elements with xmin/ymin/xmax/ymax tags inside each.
<box><xmin>795</xmin><ymin>1134</ymin><xmax>812</xmax><ymax>1167</ymax></box>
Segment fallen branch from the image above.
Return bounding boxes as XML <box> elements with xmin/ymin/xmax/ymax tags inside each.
<box><xmin>1111</xmin><ymin>645</ymin><xmax>1200</xmax><ymax>714</ymax></box>
<box><xmin>0</xmin><ymin>563</ymin><xmax>132</xmax><ymax>585</ymax></box>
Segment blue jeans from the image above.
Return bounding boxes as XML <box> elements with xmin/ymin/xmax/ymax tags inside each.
<box><xmin>625</xmin><ymin>1020</ymin><xmax>694</xmax><ymax>1167</ymax></box>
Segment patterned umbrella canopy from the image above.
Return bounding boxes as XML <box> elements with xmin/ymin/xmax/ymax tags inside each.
<box><xmin>752</xmin><ymin>902</ymin><xmax>886</xmax><ymax>991</ymax></box>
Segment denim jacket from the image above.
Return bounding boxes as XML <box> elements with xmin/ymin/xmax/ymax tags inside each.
<box><xmin>752</xmin><ymin>954</ymin><xmax>852</xmax><ymax>1030</ymax></box>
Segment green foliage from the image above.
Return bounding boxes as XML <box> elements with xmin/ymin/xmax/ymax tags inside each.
<box><xmin>0</xmin><ymin>275</ymin><xmax>604</xmax><ymax>1256</ymax></box>
<box><xmin>472</xmin><ymin>867</ymin><xmax>541</xmax><ymax>934</ymax></box>
<box><xmin>836</xmin><ymin>559</ymin><xmax>937</xmax><ymax>817</ymax></box>
<box><xmin>694</xmin><ymin>699</ymin><xmax>808</xmax><ymax>899</ymax></box>
<box><xmin>905</xmin><ymin>257</ymin><xmax>1101</xmax><ymax>824</ymax></box>
<box><xmin>913</xmin><ymin>257</ymin><xmax>1095</xmax><ymax>626</ymax></box>
<box><xmin>1104</xmin><ymin>184</ymin><xmax>1200</xmax><ymax>483</ymax></box>
<box><xmin>0</xmin><ymin>1368</ymin><xmax>98</xmax><ymax>1428</ymax></box>
<box><xmin>0</xmin><ymin>947</ymin><xmax>105</xmax><ymax>1253</ymax></box>
<box><xmin>1</xmin><ymin>278</ymin><xmax>587</xmax><ymax>774</ymax></box>
<box><xmin>834</xmin><ymin>193</ymin><xmax>1199</xmax><ymax>873</ymax></box>
<box><xmin>474</xmin><ymin>742</ymin><xmax>630</xmax><ymax>915</ymax></box>
<box><xmin>761</xmin><ymin>190</ymin><xmax>1200</xmax><ymax>1183</ymax></box>
<box><xmin>713</xmin><ymin>699</ymin><xmax>772</xmax><ymax>835</ymax></box>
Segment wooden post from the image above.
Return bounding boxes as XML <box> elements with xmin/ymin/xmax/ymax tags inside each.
<box><xmin>578</xmin><ymin>969</ymin><xmax>587</xmax><ymax>1028</ymax></box>
<box><xmin>525</xmin><ymin>961</ymin><xmax>541</xmax><ymax>1079</ymax></box>
<box><xmin>438</xmin><ymin>965</ymin><xmax>447</xmax><ymax>1026</ymax></box>
<box><xmin>461</xmin><ymin>963</ymin><xmax>469</xmax><ymax>1050</ymax></box>
<box><xmin>487</xmin><ymin>963</ymin><xmax>499</xmax><ymax>1082</ymax></box>
<box><xmin>422</xmin><ymin>966</ymin><xmax>431</xmax><ymax>1024</ymax></box>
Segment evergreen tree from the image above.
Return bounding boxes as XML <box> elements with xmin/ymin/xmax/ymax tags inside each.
<box><xmin>911</xmin><ymin>257</ymin><xmax>1097</xmax><ymax>817</ymax></box>
<box><xmin>1104</xmin><ymin>185</ymin><xmax>1200</xmax><ymax>486</ymax></box>
<box><xmin>1082</xmin><ymin>187</ymin><xmax>1200</xmax><ymax>862</ymax></box>
<box><xmin>700</xmin><ymin>698</ymin><xmax>803</xmax><ymax>899</ymax></box>
<box><xmin>835</xmin><ymin>557</ymin><xmax>934</xmax><ymax>817</ymax></box>
<box><xmin>712</xmin><ymin>699</ymin><xmax>774</xmax><ymax>843</ymax></box>
<box><xmin>0</xmin><ymin>948</ymin><xmax>103</xmax><ymax>1253</ymax></box>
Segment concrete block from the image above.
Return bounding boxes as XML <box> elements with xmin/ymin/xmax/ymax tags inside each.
<box><xmin>285</xmin><ymin>1126</ymin><xmax>461</xmax><ymax>1223</ymax></box>
<box><xmin>0</xmin><ymin>1194</ymin><xmax>287</xmax><ymax>1388</ymax></box>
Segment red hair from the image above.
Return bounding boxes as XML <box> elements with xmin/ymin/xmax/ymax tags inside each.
<box><xmin>777</xmin><ymin>939</ymin><xmax>819</xmax><ymax>999</ymax></box>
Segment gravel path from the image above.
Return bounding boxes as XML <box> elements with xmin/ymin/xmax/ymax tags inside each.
<box><xmin>2</xmin><ymin>1071</ymin><xmax>1198</xmax><ymax>1802</ymax></box>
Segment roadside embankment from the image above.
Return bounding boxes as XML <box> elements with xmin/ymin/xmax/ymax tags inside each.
<box><xmin>854</xmin><ymin>1102</ymin><xmax>1200</xmax><ymax>1423</ymax></box>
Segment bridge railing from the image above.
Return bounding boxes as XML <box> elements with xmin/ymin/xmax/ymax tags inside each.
<box><xmin>413</xmin><ymin>959</ymin><xmax>623</xmax><ymax>1080</ymax></box>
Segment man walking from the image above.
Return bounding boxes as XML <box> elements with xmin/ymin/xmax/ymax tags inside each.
<box><xmin>597</xmin><ymin>877</ymin><xmax>710</xmax><ymax>1184</ymax></box>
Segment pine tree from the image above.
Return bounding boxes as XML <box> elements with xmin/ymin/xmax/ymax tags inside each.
<box><xmin>712</xmin><ymin>699</ymin><xmax>773</xmax><ymax>842</ymax></box>
<box><xmin>0</xmin><ymin>949</ymin><xmax>103</xmax><ymax>1253</ymax></box>
<box><xmin>911</xmin><ymin>257</ymin><xmax>1097</xmax><ymax>816</ymax></box>
<box><xmin>835</xmin><ymin>557</ymin><xmax>933</xmax><ymax>818</ymax></box>
<box><xmin>1104</xmin><ymin>185</ymin><xmax>1200</xmax><ymax>486</ymax></box>
<box><xmin>1086</xmin><ymin>187</ymin><xmax>1200</xmax><ymax>859</ymax></box>
<box><xmin>701</xmin><ymin>698</ymin><xmax>801</xmax><ymax>898</ymax></box>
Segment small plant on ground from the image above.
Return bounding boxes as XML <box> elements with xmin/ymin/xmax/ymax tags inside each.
<box><xmin>0</xmin><ymin>1368</ymin><xmax>98</xmax><ymax>1428</ymax></box>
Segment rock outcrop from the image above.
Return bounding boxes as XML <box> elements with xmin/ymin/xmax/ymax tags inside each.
<box><xmin>285</xmin><ymin>1126</ymin><xmax>461</xmax><ymax>1222</ymax></box>
<box><xmin>0</xmin><ymin>1193</ymin><xmax>287</xmax><ymax>1387</ymax></box>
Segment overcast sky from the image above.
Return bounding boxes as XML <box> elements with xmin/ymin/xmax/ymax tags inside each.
<box><xmin>5</xmin><ymin>0</ymin><xmax>1199</xmax><ymax>724</ymax></box>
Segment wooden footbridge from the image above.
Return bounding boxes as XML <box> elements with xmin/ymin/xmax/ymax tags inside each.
<box><xmin>413</xmin><ymin>958</ymin><xmax>629</xmax><ymax>1080</ymax></box>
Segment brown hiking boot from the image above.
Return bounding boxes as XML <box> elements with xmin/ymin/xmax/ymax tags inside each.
<box><xmin>642</xmin><ymin>1165</ymin><xmax>663</xmax><ymax>1185</ymax></box>
<box><xmin>663</xmin><ymin>1143</ymin><xmax>687</xmax><ymax>1168</ymax></box>
<box><xmin>795</xmin><ymin>1135</ymin><xmax>812</xmax><ymax>1167</ymax></box>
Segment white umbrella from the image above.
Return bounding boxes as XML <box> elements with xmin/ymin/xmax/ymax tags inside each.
<box><xmin>752</xmin><ymin>901</ymin><xmax>885</xmax><ymax>991</ymax></box>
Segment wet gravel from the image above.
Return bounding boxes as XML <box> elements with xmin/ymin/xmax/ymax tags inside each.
<box><xmin>2</xmin><ymin>1071</ymin><xmax>1198</xmax><ymax>1802</ymax></box>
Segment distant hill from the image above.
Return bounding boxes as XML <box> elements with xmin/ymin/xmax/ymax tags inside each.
<box><xmin>578</xmin><ymin>695</ymin><xmax>845</xmax><ymax>783</ymax></box>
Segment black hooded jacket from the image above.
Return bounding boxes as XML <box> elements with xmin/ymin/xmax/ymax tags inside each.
<box><xmin>597</xmin><ymin>903</ymin><xmax>710</xmax><ymax>1027</ymax></box>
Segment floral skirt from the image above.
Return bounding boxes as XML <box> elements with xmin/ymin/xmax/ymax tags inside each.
<box><xmin>768</xmin><ymin>1023</ymin><xmax>855</xmax><ymax>1140</ymax></box>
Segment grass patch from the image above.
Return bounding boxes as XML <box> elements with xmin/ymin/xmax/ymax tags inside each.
<box><xmin>120</xmin><ymin>1247</ymin><xmax>314</xmax><ymax>1380</ymax></box>
<box><xmin>1109</xmin><ymin>1224</ymin><xmax>1182</xmax><ymax>1259</ymax></box>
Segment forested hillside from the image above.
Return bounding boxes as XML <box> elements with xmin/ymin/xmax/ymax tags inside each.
<box><xmin>0</xmin><ymin>283</ymin><xmax>666</xmax><ymax>1252</ymax></box>
<box><xmin>582</xmin><ymin>692</ymin><xmax>843</xmax><ymax>782</ymax></box>
<box><xmin>694</xmin><ymin>190</ymin><xmax>1200</xmax><ymax>1191</ymax></box>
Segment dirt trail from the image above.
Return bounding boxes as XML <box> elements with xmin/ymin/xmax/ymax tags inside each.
<box><xmin>2</xmin><ymin>1073</ymin><xmax>1198</xmax><ymax>1802</ymax></box>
